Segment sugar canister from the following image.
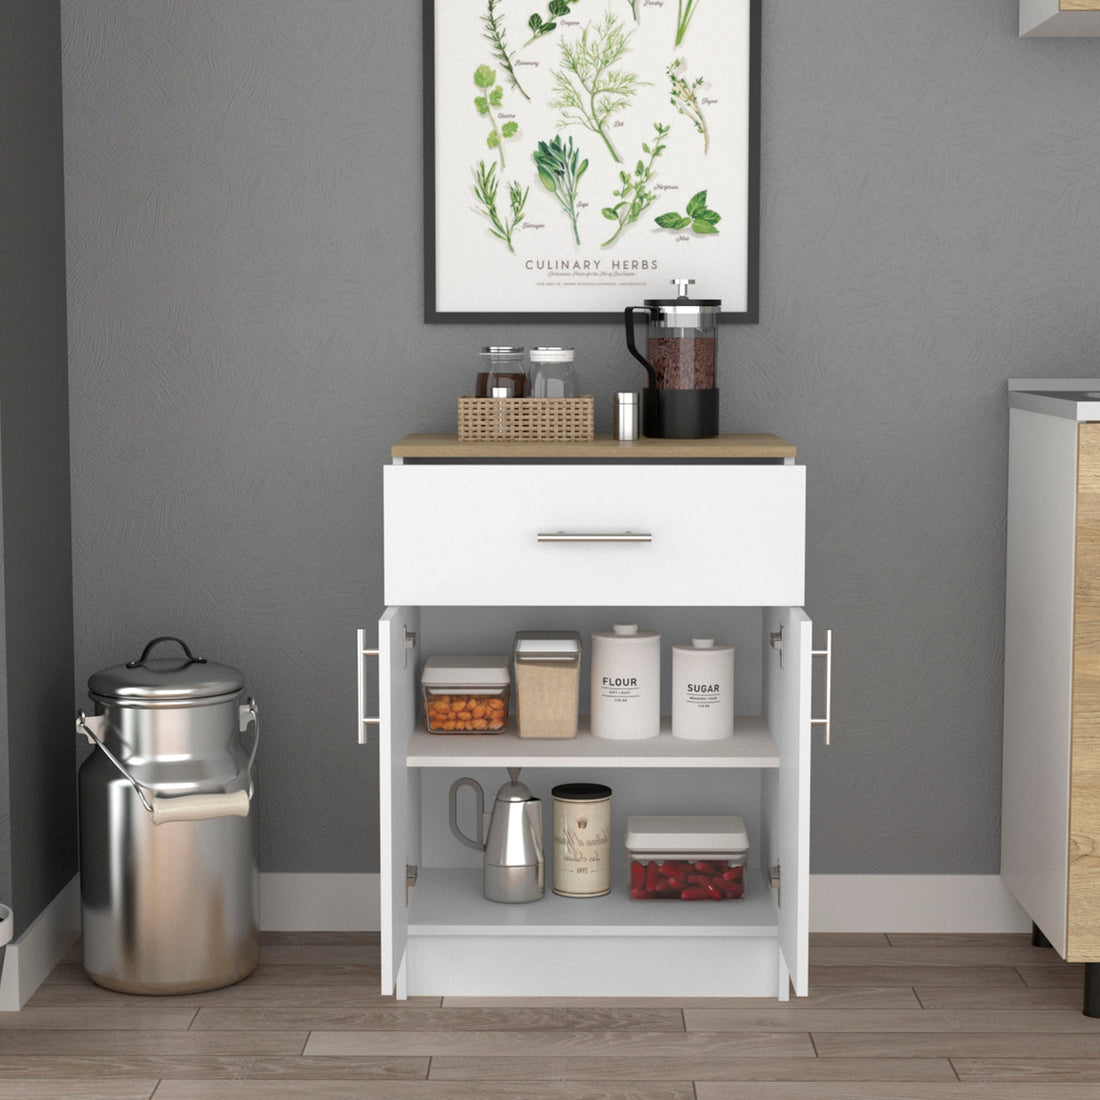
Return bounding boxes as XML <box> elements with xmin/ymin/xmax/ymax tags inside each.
<box><xmin>671</xmin><ymin>637</ymin><xmax>734</xmax><ymax>740</ymax></box>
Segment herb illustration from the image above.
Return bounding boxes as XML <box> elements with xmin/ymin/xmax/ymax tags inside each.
<box><xmin>600</xmin><ymin>122</ymin><xmax>669</xmax><ymax>247</ymax></box>
<box><xmin>533</xmin><ymin>135</ymin><xmax>588</xmax><ymax>245</ymax></box>
<box><xmin>483</xmin><ymin>0</ymin><xmax>530</xmax><ymax>101</ymax></box>
<box><xmin>474</xmin><ymin>64</ymin><xmax>519</xmax><ymax>168</ymax></box>
<box><xmin>675</xmin><ymin>0</ymin><xmax>700</xmax><ymax>46</ymax></box>
<box><xmin>655</xmin><ymin>189</ymin><xmax>721</xmax><ymax>235</ymax></box>
<box><xmin>473</xmin><ymin>160</ymin><xmax>528</xmax><ymax>252</ymax></box>
<box><xmin>626</xmin><ymin>0</ymin><xmax>638</xmax><ymax>19</ymax></box>
<box><xmin>525</xmin><ymin>0</ymin><xmax>575</xmax><ymax>47</ymax></box>
<box><xmin>668</xmin><ymin>57</ymin><xmax>708</xmax><ymax>154</ymax></box>
<box><xmin>550</xmin><ymin>13</ymin><xmax>644</xmax><ymax>164</ymax></box>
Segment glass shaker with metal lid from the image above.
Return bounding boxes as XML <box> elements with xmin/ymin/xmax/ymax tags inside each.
<box><xmin>624</xmin><ymin>277</ymin><xmax>721</xmax><ymax>438</ymax></box>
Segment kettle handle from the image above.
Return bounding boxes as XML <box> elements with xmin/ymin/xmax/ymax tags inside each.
<box><xmin>449</xmin><ymin>777</ymin><xmax>486</xmax><ymax>851</ymax></box>
<box><xmin>624</xmin><ymin>305</ymin><xmax>658</xmax><ymax>391</ymax></box>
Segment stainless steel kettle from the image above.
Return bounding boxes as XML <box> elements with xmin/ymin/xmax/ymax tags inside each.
<box><xmin>449</xmin><ymin>768</ymin><xmax>545</xmax><ymax>903</ymax></box>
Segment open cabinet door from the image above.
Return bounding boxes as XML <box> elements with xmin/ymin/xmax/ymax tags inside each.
<box><xmin>378</xmin><ymin>606</ymin><xmax>420</xmax><ymax>996</ymax></box>
<box><xmin>762</xmin><ymin>606</ymin><xmax>812</xmax><ymax>996</ymax></box>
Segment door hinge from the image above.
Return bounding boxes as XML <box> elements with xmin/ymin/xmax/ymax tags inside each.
<box><xmin>405</xmin><ymin>864</ymin><xmax>418</xmax><ymax>906</ymax></box>
<box><xmin>403</xmin><ymin>626</ymin><xmax>417</xmax><ymax>669</ymax></box>
<box><xmin>768</xmin><ymin>863</ymin><xmax>781</xmax><ymax>908</ymax></box>
<box><xmin>769</xmin><ymin>625</ymin><xmax>784</xmax><ymax>668</ymax></box>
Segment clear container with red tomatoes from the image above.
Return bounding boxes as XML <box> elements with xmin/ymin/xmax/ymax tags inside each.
<box><xmin>624</xmin><ymin>815</ymin><xmax>748</xmax><ymax>901</ymax></box>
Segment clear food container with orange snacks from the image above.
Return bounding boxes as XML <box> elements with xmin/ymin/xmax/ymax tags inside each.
<box><xmin>420</xmin><ymin>656</ymin><xmax>510</xmax><ymax>734</ymax></box>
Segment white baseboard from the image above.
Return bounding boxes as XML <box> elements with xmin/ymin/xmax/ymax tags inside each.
<box><xmin>259</xmin><ymin>873</ymin><xmax>379</xmax><ymax>931</ymax></box>
<box><xmin>258</xmin><ymin>872</ymin><xmax>1033</xmax><ymax>934</ymax></box>
<box><xmin>809</xmin><ymin>874</ymin><xmax>1031</xmax><ymax>933</ymax></box>
<box><xmin>0</xmin><ymin>872</ymin><xmax>1033</xmax><ymax>1010</ymax></box>
<box><xmin>0</xmin><ymin>876</ymin><xmax>81</xmax><ymax>1011</ymax></box>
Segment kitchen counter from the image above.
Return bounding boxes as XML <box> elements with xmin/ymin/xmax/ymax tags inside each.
<box><xmin>1009</xmin><ymin>379</ymin><xmax>1100</xmax><ymax>421</ymax></box>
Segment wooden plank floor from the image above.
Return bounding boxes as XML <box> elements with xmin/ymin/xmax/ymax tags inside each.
<box><xmin>1</xmin><ymin>932</ymin><xmax>1099</xmax><ymax>1098</ymax></box>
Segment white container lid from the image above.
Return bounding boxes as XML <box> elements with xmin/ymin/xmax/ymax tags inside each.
<box><xmin>592</xmin><ymin>623</ymin><xmax>660</xmax><ymax>641</ymax></box>
<box><xmin>529</xmin><ymin>346</ymin><xmax>574</xmax><ymax>362</ymax></box>
<box><xmin>421</xmin><ymin>655</ymin><xmax>510</xmax><ymax>688</ymax></box>
<box><xmin>513</xmin><ymin>630</ymin><xmax>582</xmax><ymax>659</ymax></box>
<box><xmin>672</xmin><ymin>637</ymin><xmax>734</xmax><ymax>653</ymax></box>
<box><xmin>624</xmin><ymin>815</ymin><xmax>749</xmax><ymax>856</ymax></box>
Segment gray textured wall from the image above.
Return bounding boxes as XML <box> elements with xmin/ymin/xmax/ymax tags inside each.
<box><xmin>2</xmin><ymin>0</ymin><xmax>77</xmax><ymax>934</ymax></box>
<box><xmin>59</xmin><ymin>0</ymin><xmax>1100</xmax><ymax>877</ymax></box>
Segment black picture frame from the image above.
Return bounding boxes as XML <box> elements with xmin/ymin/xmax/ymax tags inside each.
<box><xmin>423</xmin><ymin>0</ymin><xmax>760</xmax><ymax>324</ymax></box>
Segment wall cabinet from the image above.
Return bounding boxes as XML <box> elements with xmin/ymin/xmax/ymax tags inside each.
<box><xmin>1003</xmin><ymin>382</ymin><xmax>1100</xmax><ymax>1010</ymax></box>
<box><xmin>360</xmin><ymin>434</ymin><xmax>821</xmax><ymax>1000</ymax></box>
<box><xmin>1020</xmin><ymin>0</ymin><xmax>1100</xmax><ymax>36</ymax></box>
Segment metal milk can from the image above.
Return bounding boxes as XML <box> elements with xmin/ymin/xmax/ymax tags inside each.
<box><xmin>76</xmin><ymin>636</ymin><xmax>260</xmax><ymax>994</ymax></box>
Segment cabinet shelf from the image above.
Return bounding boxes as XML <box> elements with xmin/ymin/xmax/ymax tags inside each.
<box><xmin>407</xmin><ymin>715</ymin><xmax>779</xmax><ymax>768</ymax></box>
<box><xmin>409</xmin><ymin>866</ymin><xmax>778</xmax><ymax>938</ymax></box>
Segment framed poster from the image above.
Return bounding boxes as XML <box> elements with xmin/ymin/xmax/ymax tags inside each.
<box><xmin>424</xmin><ymin>0</ymin><xmax>760</xmax><ymax>323</ymax></box>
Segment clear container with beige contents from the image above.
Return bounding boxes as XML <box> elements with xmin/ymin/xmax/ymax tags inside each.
<box><xmin>512</xmin><ymin>631</ymin><xmax>583</xmax><ymax>738</ymax></box>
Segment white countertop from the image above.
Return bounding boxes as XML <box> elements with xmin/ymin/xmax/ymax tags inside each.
<box><xmin>1009</xmin><ymin>379</ymin><xmax>1100</xmax><ymax>421</ymax></box>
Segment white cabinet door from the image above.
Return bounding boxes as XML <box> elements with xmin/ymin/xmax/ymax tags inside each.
<box><xmin>384</xmin><ymin>464</ymin><xmax>805</xmax><ymax>607</ymax></box>
<box><xmin>761</xmin><ymin>606</ymin><xmax>812</xmax><ymax>996</ymax></box>
<box><xmin>378</xmin><ymin>606</ymin><xmax>420</xmax><ymax>996</ymax></box>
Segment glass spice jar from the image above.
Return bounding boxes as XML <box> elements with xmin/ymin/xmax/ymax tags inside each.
<box><xmin>476</xmin><ymin>346</ymin><xmax>526</xmax><ymax>398</ymax></box>
<box><xmin>528</xmin><ymin>347</ymin><xmax>580</xmax><ymax>398</ymax></box>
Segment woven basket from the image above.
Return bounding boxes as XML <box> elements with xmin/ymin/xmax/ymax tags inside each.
<box><xmin>457</xmin><ymin>396</ymin><xmax>595</xmax><ymax>442</ymax></box>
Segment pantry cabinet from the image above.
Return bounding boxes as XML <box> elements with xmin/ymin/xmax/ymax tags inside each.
<box><xmin>360</xmin><ymin>434</ymin><xmax>822</xmax><ymax>1000</ymax></box>
<box><xmin>1003</xmin><ymin>384</ymin><xmax>1100</xmax><ymax>982</ymax></box>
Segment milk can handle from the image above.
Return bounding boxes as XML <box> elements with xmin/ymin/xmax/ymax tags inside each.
<box><xmin>75</xmin><ymin>699</ymin><xmax>259</xmax><ymax>824</ymax></box>
<box><xmin>126</xmin><ymin>636</ymin><xmax>207</xmax><ymax>669</ymax></box>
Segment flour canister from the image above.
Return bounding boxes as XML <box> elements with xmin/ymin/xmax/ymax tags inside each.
<box><xmin>590</xmin><ymin>624</ymin><xmax>660</xmax><ymax>740</ymax></box>
<box><xmin>671</xmin><ymin>637</ymin><xmax>734</xmax><ymax>740</ymax></box>
<box><xmin>552</xmin><ymin>782</ymin><xmax>612</xmax><ymax>897</ymax></box>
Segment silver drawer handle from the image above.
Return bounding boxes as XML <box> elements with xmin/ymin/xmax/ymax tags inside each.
<box><xmin>536</xmin><ymin>531</ymin><xmax>653</xmax><ymax>543</ymax></box>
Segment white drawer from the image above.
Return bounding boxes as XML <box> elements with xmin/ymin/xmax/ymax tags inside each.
<box><xmin>384</xmin><ymin>464</ymin><xmax>805</xmax><ymax>606</ymax></box>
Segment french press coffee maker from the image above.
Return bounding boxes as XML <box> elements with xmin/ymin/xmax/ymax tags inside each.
<box><xmin>625</xmin><ymin>278</ymin><xmax>721</xmax><ymax>439</ymax></box>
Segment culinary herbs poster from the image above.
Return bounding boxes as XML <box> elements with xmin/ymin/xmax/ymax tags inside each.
<box><xmin>427</xmin><ymin>0</ymin><xmax>758</xmax><ymax>319</ymax></box>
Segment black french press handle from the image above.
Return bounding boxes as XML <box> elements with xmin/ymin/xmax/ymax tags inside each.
<box><xmin>126</xmin><ymin>636</ymin><xmax>207</xmax><ymax>669</ymax></box>
<box><xmin>624</xmin><ymin>306</ymin><xmax>659</xmax><ymax>392</ymax></box>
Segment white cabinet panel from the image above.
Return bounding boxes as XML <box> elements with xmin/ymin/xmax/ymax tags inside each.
<box><xmin>762</xmin><ymin>606</ymin><xmax>812</xmax><ymax>997</ymax></box>
<box><xmin>384</xmin><ymin>464</ymin><xmax>805</xmax><ymax>607</ymax></box>
<box><xmin>378</xmin><ymin>607</ymin><xmax>420</xmax><ymax>996</ymax></box>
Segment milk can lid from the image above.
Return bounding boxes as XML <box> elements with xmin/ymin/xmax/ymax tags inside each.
<box><xmin>88</xmin><ymin>637</ymin><xmax>245</xmax><ymax>701</ymax></box>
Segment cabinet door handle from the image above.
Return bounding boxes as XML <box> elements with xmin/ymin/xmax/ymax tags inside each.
<box><xmin>536</xmin><ymin>531</ymin><xmax>653</xmax><ymax>543</ymax></box>
<box><xmin>357</xmin><ymin>628</ymin><xmax>380</xmax><ymax>745</ymax></box>
<box><xmin>811</xmin><ymin>628</ymin><xmax>833</xmax><ymax>746</ymax></box>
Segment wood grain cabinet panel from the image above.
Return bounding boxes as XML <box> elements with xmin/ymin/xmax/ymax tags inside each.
<box><xmin>1069</xmin><ymin>423</ymin><xmax>1100</xmax><ymax>959</ymax></box>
